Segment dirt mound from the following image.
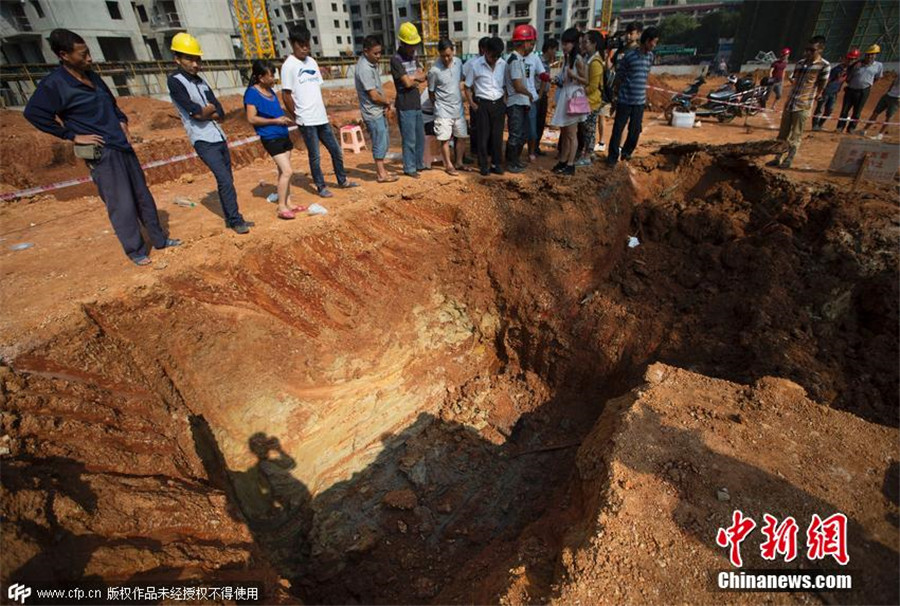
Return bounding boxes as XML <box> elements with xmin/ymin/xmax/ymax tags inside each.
<box><xmin>554</xmin><ymin>363</ymin><xmax>898</xmax><ymax>605</ymax></box>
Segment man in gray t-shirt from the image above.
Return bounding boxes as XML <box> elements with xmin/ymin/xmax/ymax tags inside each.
<box><xmin>837</xmin><ymin>45</ymin><xmax>883</xmax><ymax>133</ymax></box>
<box><xmin>354</xmin><ymin>36</ymin><xmax>397</xmax><ymax>182</ymax></box>
<box><xmin>427</xmin><ymin>39</ymin><xmax>468</xmax><ymax>175</ymax></box>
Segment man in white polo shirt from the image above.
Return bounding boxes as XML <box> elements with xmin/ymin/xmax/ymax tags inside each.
<box><xmin>281</xmin><ymin>26</ymin><xmax>358</xmax><ymax>198</ymax></box>
<box><xmin>464</xmin><ymin>37</ymin><xmax>506</xmax><ymax>176</ymax></box>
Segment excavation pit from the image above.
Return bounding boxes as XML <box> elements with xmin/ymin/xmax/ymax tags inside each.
<box><xmin>2</xmin><ymin>149</ymin><xmax>897</xmax><ymax>604</ymax></box>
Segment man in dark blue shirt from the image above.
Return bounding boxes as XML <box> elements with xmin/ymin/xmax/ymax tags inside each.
<box><xmin>24</xmin><ymin>29</ymin><xmax>179</xmax><ymax>266</ymax></box>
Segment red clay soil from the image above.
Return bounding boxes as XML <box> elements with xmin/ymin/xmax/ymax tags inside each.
<box><xmin>0</xmin><ymin>81</ymin><xmax>898</xmax><ymax>605</ymax></box>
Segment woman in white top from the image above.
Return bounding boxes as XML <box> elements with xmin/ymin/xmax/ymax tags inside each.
<box><xmin>550</xmin><ymin>28</ymin><xmax>588</xmax><ymax>175</ymax></box>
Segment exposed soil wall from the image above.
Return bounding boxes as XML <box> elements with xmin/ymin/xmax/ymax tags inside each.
<box><xmin>2</xmin><ymin>147</ymin><xmax>897</xmax><ymax>604</ymax></box>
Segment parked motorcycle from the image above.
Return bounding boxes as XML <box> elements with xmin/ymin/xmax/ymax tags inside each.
<box><xmin>695</xmin><ymin>75</ymin><xmax>765</xmax><ymax>123</ymax></box>
<box><xmin>665</xmin><ymin>75</ymin><xmax>706</xmax><ymax>124</ymax></box>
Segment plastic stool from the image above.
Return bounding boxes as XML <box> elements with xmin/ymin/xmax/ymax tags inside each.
<box><xmin>340</xmin><ymin>125</ymin><xmax>366</xmax><ymax>154</ymax></box>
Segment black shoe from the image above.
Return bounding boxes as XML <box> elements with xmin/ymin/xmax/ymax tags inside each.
<box><xmin>338</xmin><ymin>180</ymin><xmax>360</xmax><ymax>188</ymax></box>
<box><xmin>765</xmin><ymin>157</ymin><xmax>782</xmax><ymax>168</ymax></box>
<box><xmin>480</xmin><ymin>167</ymin><xmax>490</xmax><ymax>176</ymax></box>
<box><xmin>780</xmin><ymin>157</ymin><xmax>793</xmax><ymax>169</ymax></box>
<box><xmin>559</xmin><ymin>165</ymin><xmax>575</xmax><ymax>176</ymax></box>
<box><xmin>535</xmin><ymin>149</ymin><xmax>547</xmax><ymax>156</ymax></box>
<box><xmin>551</xmin><ymin>162</ymin><xmax>566</xmax><ymax>173</ymax></box>
<box><xmin>490</xmin><ymin>166</ymin><xmax>504</xmax><ymax>175</ymax></box>
<box><xmin>230</xmin><ymin>223</ymin><xmax>251</xmax><ymax>235</ymax></box>
<box><xmin>508</xmin><ymin>164</ymin><xmax>526</xmax><ymax>174</ymax></box>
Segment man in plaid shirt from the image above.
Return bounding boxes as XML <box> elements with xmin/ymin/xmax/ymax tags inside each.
<box><xmin>768</xmin><ymin>36</ymin><xmax>830</xmax><ymax>169</ymax></box>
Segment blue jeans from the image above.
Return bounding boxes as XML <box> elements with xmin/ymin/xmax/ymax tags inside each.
<box><xmin>300</xmin><ymin>123</ymin><xmax>347</xmax><ymax>190</ymax></box>
<box><xmin>194</xmin><ymin>140</ymin><xmax>245</xmax><ymax>228</ymax></box>
<box><xmin>607</xmin><ymin>102</ymin><xmax>644</xmax><ymax>164</ymax></box>
<box><xmin>397</xmin><ymin>109</ymin><xmax>425</xmax><ymax>174</ymax></box>
<box><xmin>364</xmin><ymin>115</ymin><xmax>389</xmax><ymax>160</ymax></box>
<box><xmin>527</xmin><ymin>102</ymin><xmax>538</xmax><ymax>141</ymax></box>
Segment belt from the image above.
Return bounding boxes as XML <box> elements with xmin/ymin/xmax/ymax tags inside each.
<box><xmin>476</xmin><ymin>96</ymin><xmax>503</xmax><ymax>103</ymax></box>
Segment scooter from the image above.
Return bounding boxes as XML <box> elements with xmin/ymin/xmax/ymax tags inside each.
<box><xmin>696</xmin><ymin>76</ymin><xmax>766</xmax><ymax>123</ymax></box>
<box><xmin>665</xmin><ymin>75</ymin><xmax>706</xmax><ymax>124</ymax></box>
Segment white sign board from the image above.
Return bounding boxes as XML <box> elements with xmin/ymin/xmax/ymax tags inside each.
<box><xmin>828</xmin><ymin>138</ymin><xmax>899</xmax><ymax>183</ymax></box>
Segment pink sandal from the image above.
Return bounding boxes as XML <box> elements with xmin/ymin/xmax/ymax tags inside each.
<box><xmin>290</xmin><ymin>205</ymin><xmax>307</xmax><ymax>213</ymax></box>
<box><xmin>277</xmin><ymin>210</ymin><xmax>296</xmax><ymax>220</ymax></box>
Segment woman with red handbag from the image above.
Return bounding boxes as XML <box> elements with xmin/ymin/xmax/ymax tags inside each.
<box><xmin>550</xmin><ymin>28</ymin><xmax>589</xmax><ymax>175</ymax></box>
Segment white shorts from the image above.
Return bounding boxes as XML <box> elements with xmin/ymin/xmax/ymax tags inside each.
<box><xmin>433</xmin><ymin>116</ymin><xmax>469</xmax><ymax>141</ymax></box>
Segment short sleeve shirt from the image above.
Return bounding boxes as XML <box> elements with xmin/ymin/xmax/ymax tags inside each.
<box><xmin>770</xmin><ymin>59</ymin><xmax>788</xmax><ymax>82</ymax></box>
<box><xmin>786</xmin><ymin>57</ymin><xmax>830</xmax><ymax>111</ymax></box>
<box><xmin>280</xmin><ymin>54</ymin><xmax>328</xmax><ymax>126</ymax></box>
<box><xmin>243</xmin><ymin>86</ymin><xmax>289</xmax><ymax>140</ymax></box>
<box><xmin>355</xmin><ymin>55</ymin><xmax>385</xmax><ymax>120</ymax></box>
<box><xmin>505</xmin><ymin>52</ymin><xmax>530</xmax><ymax>106</ymax></box>
<box><xmin>466</xmin><ymin>55</ymin><xmax>506</xmax><ymax>101</ymax></box>
<box><xmin>391</xmin><ymin>49</ymin><xmax>422</xmax><ymax>111</ymax></box>
<box><xmin>524</xmin><ymin>52</ymin><xmax>545</xmax><ymax>101</ymax></box>
<box><xmin>846</xmin><ymin>61</ymin><xmax>883</xmax><ymax>89</ymax></box>
<box><xmin>427</xmin><ymin>56</ymin><xmax>463</xmax><ymax>119</ymax></box>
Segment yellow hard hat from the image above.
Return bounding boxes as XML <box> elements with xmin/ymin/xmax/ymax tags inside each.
<box><xmin>865</xmin><ymin>44</ymin><xmax>880</xmax><ymax>54</ymax></box>
<box><xmin>171</xmin><ymin>32</ymin><xmax>203</xmax><ymax>57</ymax></box>
<box><xmin>398</xmin><ymin>22</ymin><xmax>421</xmax><ymax>46</ymax></box>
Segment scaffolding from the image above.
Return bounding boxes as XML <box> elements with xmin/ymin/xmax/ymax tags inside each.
<box><xmin>420</xmin><ymin>0</ymin><xmax>440</xmax><ymax>59</ymax></box>
<box><xmin>233</xmin><ymin>0</ymin><xmax>276</xmax><ymax>59</ymax></box>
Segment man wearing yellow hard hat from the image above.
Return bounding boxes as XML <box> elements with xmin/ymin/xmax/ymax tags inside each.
<box><xmin>167</xmin><ymin>32</ymin><xmax>253</xmax><ymax>234</ymax></box>
<box><xmin>836</xmin><ymin>43</ymin><xmax>883</xmax><ymax>134</ymax></box>
<box><xmin>392</xmin><ymin>22</ymin><xmax>429</xmax><ymax>178</ymax></box>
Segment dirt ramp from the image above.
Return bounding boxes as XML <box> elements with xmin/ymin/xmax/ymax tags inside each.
<box><xmin>556</xmin><ymin>363</ymin><xmax>898</xmax><ymax>605</ymax></box>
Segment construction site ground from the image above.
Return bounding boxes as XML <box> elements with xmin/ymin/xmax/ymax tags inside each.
<box><xmin>1</xmin><ymin>74</ymin><xmax>898</xmax><ymax>605</ymax></box>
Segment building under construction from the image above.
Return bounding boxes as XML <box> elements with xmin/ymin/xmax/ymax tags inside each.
<box><xmin>730</xmin><ymin>0</ymin><xmax>898</xmax><ymax>67</ymax></box>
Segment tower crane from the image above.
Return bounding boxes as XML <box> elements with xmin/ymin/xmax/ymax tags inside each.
<box><xmin>233</xmin><ymin>0</ymin><xmax>276</xmax><ymax>59</ymax></box>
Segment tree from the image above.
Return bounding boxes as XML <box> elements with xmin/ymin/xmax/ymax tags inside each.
<box><xmin>658</xmin><ymin>14</ymin><xmax>699</xmax><ymax>46</ymax></box>
<box><xmin>693</xmin><ymin>10</ymin><xmax>741</xmax><ymax>54</ymax></box>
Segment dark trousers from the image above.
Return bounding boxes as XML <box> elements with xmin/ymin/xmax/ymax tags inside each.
<box><xmin>505</xmin><ymin>104</ymin><xmax>528</xmax><ymax>167</ymax></box>
<box><xmin>607</xmin><ymin>102</ymin><xmax>645</xmax><ymax>164</ymax></box>
<box><xmin>813</xmin><ymin>91</ymin><xmax>839</xmax><ymax>129</ymax></box>
<box><xmin>90</xmin><ymin>147</ymin><xmax>167</xmax><ymax>260</ymax></box>
<box><xmin>475</xmin><ymin>97</ymin><xmax>505</xmax><ymax>171</ymax></box>
<box><xmin>300</xmin><ymin>123</ymin><xmax>347</xmax><ymax>190</ymax></box>
<box><xmin>194</xmin><ymin>140</ymin><xmax>245</xmax><ymax>228</ymax></box>
<box><xmin>536</xmin><ymin>94</ymin><xmax>549</xmax><ymax>146</ymax></box>
<box><xmin>837</xmin><ymin>87</ymin><xmax>870</xmax><ymax>132</ymax></box>
<box><xmin>469</xmin><ymin>105</ymin><xmax>478</xmax><ymax>156</ymax></box>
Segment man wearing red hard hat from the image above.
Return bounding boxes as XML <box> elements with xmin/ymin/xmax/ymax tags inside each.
<box><xmin>763</xmin><ymin>47</ymin><xmax>791</xmax><ymax>109</ymax></box>
<box><xmin>812</xmin><ymin>48</ymin><xmax>859</xmax><ymax>131</ymax></box>
<box><xmin>504</xmin><ymin>24</ymin><xmax>538</xmax><ymax>172</ymax></box>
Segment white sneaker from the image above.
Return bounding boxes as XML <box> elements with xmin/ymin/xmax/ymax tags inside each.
<box><xmin>871</xmin><ymin>133</ymin><xmax>884</xmax><ymax>141</ymax></box>
<box><xmin>594</xmin><ymin>143</ymin><xmax>606</xmax><ymax>152</ymax></box>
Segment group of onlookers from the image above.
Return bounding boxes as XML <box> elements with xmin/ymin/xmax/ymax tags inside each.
<box><xmin>766</xmin><ymin>43</ymin><xmax>895</xmax><ymax>140</ymax></box>
<box><xmin>765</xmin><ymin>36</ymin><xmax>895</xmax><ymax>169</ymax></box>
<box><xmin>23</xmin><ymin>23</ymin><xmax>894</xmax><ymax>267</ymax></box>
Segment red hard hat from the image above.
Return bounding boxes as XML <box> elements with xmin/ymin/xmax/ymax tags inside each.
<box><xmin>846</xmin><ymin>48</ymin><xmax>860</xmax><ymax>59</ymax></box>
<box><xmin>781</xmin><ymin>47</ymin><xmax>791</xmax><ymax>55</ymax></box>
<box><xmin>512</xmin><ymin>24</ymin><xmax>536</xmax><ymax>42</ymax></box>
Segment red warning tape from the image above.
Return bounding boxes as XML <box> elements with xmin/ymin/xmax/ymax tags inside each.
<box><xmin>0</xmin><ymin>131</ymin><xmax>267</xmax><ymax>202</ymax></box>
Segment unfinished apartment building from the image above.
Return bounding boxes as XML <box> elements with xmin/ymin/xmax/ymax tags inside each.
<box><xmin>268</xmin><ymin>0</ymin><xmax>356</xmax><ymax>57</ymax></box>
<box><xmin>0</xmin><ymin>0</ymin><xmax>237</xmax><ymax>65</ymax></box>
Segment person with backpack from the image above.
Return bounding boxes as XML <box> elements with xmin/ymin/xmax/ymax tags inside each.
<box><xmin>606</xmin><ymin>27</ymin><xmax>658</xmax><ymax>167</ymax></box>
<box><xmin>167</xmin><ymin>32</ymin><xmax>254</xmax><ymax>234</ymax></box>
<box><xmin>575</xmin><ymin>30</ymin><xmax>607</xmax><ymax>166</ymax></box>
